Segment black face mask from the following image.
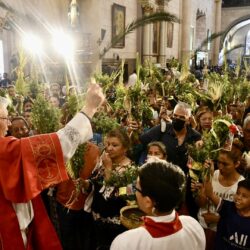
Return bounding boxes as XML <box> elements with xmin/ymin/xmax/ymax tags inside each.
<box><xmin>172</xmin><ymin>118</ymin><xmax>185</xmax><ymax>131</ymax></box>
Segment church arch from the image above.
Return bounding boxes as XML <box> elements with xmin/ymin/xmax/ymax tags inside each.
<box><xmin>220</xmin><ymin>15</ymin><xmax>250</xmax><ymax>64</ymax></box>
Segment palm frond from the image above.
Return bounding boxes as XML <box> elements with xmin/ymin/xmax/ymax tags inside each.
<box><xmin>194</xmin><ymin>30</ymin><xmax>226</xmax><ymax>55</ymax></box>
<box><xmin>243</xmin><ymin>58</ymin><xmax>250</xmax><ymax>75</ymax></box>
<box><xmin>0</xmin><ymin>1</ymin><xmax>15</xmax><ymax>13</ymax></box>
<box><xmin>118</xmin><ymin>59</ymin><xmax>125</xmax><ymax>84</ymax></box>
<box><xmin>235</xmin><ymin>54</ymin><xmax>241</xmax><ymax>78</ymax></box>
<box><xmin>207</xmin><ymin>81</ymin><xmax>224</xmax><ymax>102</ymax></box>
<box><xmin>179</xmin><ymin>56</ymin><xmax>190</xmax><ymax>82</ymax></box>
<box><xmin>100</xmin><ymin>12</ymin><xmax>179</xmax><ymax>58</ymax></box>
<box><xmin>223</xmin><ymin>44</ymin><xmax>244</xmax><ymax>56</ymax></box>
<box><xmin>135</xmin><ymin>53</ymin><xmax>142</xmax><ymax>88</ymax></box>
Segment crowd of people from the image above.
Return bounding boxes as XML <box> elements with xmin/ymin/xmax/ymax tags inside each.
<box><xmin>0</xmin><ymin>64</ymin><xmax>250</xmax><ymax>250</ymax></box>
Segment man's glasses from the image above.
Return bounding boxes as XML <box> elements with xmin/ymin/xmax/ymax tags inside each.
<box><xmin>172</xmin><ymin>113</ymin><xmax>186</xmax><ymax>121</ymax></box>
<box><xmin>0</xmin><ymin>117</ymin><xmax>9</xmax><ymax>121</ymax></box>
<box><xmin>132</xmin><ymin>183</ymin><xmax>143</xmax><ymax>194</ymax></box>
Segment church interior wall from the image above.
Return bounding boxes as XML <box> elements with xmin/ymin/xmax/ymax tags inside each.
<box><xmin>101</xmin><ymin>0</ymin><xmax>138</xmax><ymax>60</ymax></box>
<box><xmin>221</xmin><ymin>6</ymin><xmax>250</xmax><ymax>32</ymax></box>
<box><xmin>226</xmin><ymin>23</ymin><xmax>250</xmax><ymax>63</ymax></box>
<box><xmin>100</xmin><ymin>0</ymin><xmax>138</xmax><ymax>78</ymax></box>
<box><xmin>165</xmin><ymin>0</ymin><xmax>181</xmax><ymax>60</ymax></box>
<box><xmin>2</xmin><ymin>0</ymin><xmax>250</xmax><ymax>77</ymax></box>
<box><xmin>190</xmin><ymin>0</ymin><xmax>216</xmax><ymax>62</ymax></box>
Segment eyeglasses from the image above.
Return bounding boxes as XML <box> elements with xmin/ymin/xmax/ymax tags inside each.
<box><xmin>172</xmin><ymin>113</ymin><xmax>186</xmax><ymax>121</ymax></box>
<box><xmin>0</xmin><ymin>117</ymin><xmax>9</xmax><ymax>121</ymax></box>
<box><xmin>12</xmin><ymin>127</ymin><xmax>29</xmax><ymax>133</ymax></box>
<box><xmin>132</xmin><ymin>183</ymin><xmax>143</xmax><ymax>194</ymax></box>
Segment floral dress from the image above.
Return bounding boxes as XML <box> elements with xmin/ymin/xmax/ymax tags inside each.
<box><xmin>90</xmin><ymin>163</ymin><xmax>128</xmax><ymax>249</ymax></box>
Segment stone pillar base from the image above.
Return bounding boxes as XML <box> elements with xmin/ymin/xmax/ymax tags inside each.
<box><xmin>181</xmin><ymin>50</ymin><xmax>192</xmax><ymax>65</ymax></box>
<box><xmin>159</xmin><ymin>55</ymin><xmax>166</xmax><ymax>66</ymax></box>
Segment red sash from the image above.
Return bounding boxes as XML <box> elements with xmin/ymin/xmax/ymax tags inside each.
<box><xmin>27</xmin><ymin>196</ymin><xmax>62</xmax><ymax>250</ymax></box>
<box><xmin>143</xmin><ymin>213</ymin><xmax>183</xmax><ymax>238</ymax></box>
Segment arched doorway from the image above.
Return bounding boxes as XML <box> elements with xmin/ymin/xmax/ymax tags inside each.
<box><xmin>0</xmin><ymin>40</ymin><xmax>4</xmax><ymax>75</ymax></box>
<box><xmin>220</xmin><ymin>15</ymin><xmax>250</xmax><ymax>65</ymax></box>
<box><xmin>246</xmin><ymin>30</ymin><xmax>250</xmax><ymax>55</ymax></box>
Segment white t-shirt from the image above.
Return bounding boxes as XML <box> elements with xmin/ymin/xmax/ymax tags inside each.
<box><xmin>111</xmin><ymin>211</ymin><xmax>205</xmax><ymax>250</ymax></box>
<box><xmin>198</xmin><ymin>170</ymin><xmax>244</xmax><ymax>231</ymax></box>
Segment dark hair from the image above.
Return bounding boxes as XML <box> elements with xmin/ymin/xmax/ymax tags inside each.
<box><xmin>238</xmin><ymin>179</ymin><xmax>250</xmax><ymax>191</ymax></box>
<box><xmin>106</xmin><ymin>128</ymin><xmax>130</xmax><ymax>150</ymax></box>
<box><xmin>7</xmin><ymin>84</ymin><xmax>15</xmax><ymax>89</ymax></box>
<box><xmin>220</xmin><ymin>138</ymin><xmax>244</xmax><ymax>162</ymax></box>
<box><xmin>11</xmin><ymin>116</ymin><xmax>29</xmax><ymax>129</ymax></box>
<box><xmin>168</xmin><ymin>96</ymin><xmax>178</xmax><ymax>109</ymax></box>
<box><xmin>220</xmin><ymin>138</ymin><xmax>247</xmax><ymax>173</ymax></box>
<box><xmin>138</xmin><ymin>161</ymin><xmax>186</xmax><ymax>213</ymax></box>
<box><xmin>23</xmin><ymin>97</ymin><xmax>34</xmax><ymax>106</ymax></box>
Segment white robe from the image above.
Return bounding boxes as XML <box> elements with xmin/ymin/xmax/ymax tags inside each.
<box><xmin>111</xmin><ymin>210</ymin><xmax>206</xmax><ymax>250</ymax></box>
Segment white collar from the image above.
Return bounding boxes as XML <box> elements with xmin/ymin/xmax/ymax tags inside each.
<box><xmin>146</xmin><ymin>210</ymin><xmax>176</xmax><ymax>223</ymax></box>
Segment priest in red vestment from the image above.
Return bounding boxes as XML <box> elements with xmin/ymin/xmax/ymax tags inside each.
<box><xmin>0</xmin><ymin>83</ymin><xmax>104</xmax><ymax>250</ymax></box>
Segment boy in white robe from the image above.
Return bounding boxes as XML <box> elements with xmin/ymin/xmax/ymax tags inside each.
<box><xmin>111</xmin><ymin>160</ymin><xmax>205</xmax><ymax>250</ymax></box>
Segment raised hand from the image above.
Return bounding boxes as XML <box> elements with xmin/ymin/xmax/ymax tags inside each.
<box><xmin>101</xmin><ymin>152</ymin><xmax>113</xmax><ymax>170</ymax></box>
<box><xmin>81</xmin><ymin>83</ymin><xmax>105</xmax><ymax>118</ymax></box>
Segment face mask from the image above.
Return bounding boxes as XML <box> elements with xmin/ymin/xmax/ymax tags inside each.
<box><xmin>172</xmin><ymin>118</ymin><xmax>185</xmax><ymax>131</ymax></box>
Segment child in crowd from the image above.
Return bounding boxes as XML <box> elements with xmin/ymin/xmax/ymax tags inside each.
<box><xmin>111</xmin><ymin>160</ymin><xmax>205</xmax><ymax>250</ymax></box>
<box><xmin>192</xmin><ymin>139</ymin><xmax>245</xmax><ymax>250</ymax></box>
<box><xmin>205</xmin><ymin>178</ymin><xmax>250</xmax><ymax>250</ymax></box>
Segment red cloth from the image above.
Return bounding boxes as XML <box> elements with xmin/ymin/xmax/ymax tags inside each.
<box><xmin>143</xmin><ymin>213</ymin><xmax>183</xmax><ymax>238</ymax></box>
<box><xmin>0</xmin><ymin>134</ymin><xmax>68</xmax><ymax>250</ymax></box>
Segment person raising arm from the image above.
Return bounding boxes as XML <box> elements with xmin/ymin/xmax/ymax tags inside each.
<box><xmin>0</xmin><ymin>83</ymin><xmax>105</xmax><ymax>250</ymax></box>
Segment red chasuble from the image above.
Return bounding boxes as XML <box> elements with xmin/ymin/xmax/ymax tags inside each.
<box><xmin>0</xmin><ymin>134</ymin><xmax>68</xmax><ymax>250</ymax></box>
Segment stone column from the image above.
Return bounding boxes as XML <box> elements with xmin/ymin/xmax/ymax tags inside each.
<box><xmin>181</xmin><ymin>0</ymin><xmax>192</xmax><ymax>64</ymax></box>
<box><xmin>2</xmin><ymin>28</ymin><xmax>14</xmax><ymax>74</ymax></box>
<box><xmin>157</xmin><ymin>0</ymin><xmax>166</xmax><ymax>66</ymax></box>
<box><xmin>212</xmin><ymin>0</ymin><xmax>222</xmax><ymax>65</ymax></box>
<box><xmin>159</xmin><ymin>21</ymin><xmax>166</xmax><ymax>66</ymax></box>
<box><xmin>142</xmin><ymin>6</ymin><xmax>153</xmax><ymax>63</ymax></box>
<box><xmin>79</xmin><ymin>0</ymin><xmax>101</xmax><ymax>78</ymax></box>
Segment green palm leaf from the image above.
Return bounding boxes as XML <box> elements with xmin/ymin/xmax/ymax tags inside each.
<box><xmin>0</xmin><ymin>1</ymin><xmax>15</xmax><ymax>13</ymax></box>
<box><xmin>100</xmin><ymin>11</ymin><xmax>179</xmax><ymax>58</ymax></box>
<box><xmin>224</xmin><ymin>43</ymin><xmax>244</xmax><ymax>56</ymax></box>
<box><xmin>194</xmin><ymin>30</ymin><xmax>226</xmax><ymax>55</ymax></box>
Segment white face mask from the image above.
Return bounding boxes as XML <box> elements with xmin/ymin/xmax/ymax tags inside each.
<box><xmin>146</xmin><ymin>156</ymin><xmax>164</xmax><ymax>163</ymax></box>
